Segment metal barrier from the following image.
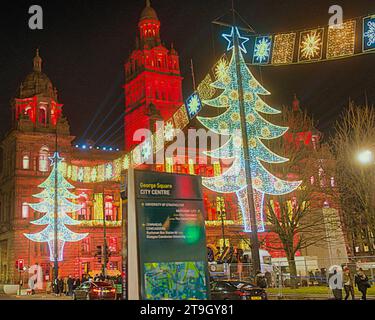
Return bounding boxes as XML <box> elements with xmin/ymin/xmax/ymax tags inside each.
<box><xmin>209</xmin><ymin>255</ymin><xmax>375</xmax><ymax>290</ymax></box>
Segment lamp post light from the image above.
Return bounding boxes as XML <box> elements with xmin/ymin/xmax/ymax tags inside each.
<box><xmin>356</xmin><ymin>149</ymin><xmax>375</xmax><ymax>255</ymax></box>
<box><xmin>357</xmin><ymin>150</ymin><xmax>374</xmax><ymax>165</ymax></box>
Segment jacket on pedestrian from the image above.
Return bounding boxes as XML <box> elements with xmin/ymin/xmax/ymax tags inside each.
<box><xmin>343</xmin><ymin>272</ymin><xmax>354</xmax><ymax>287</ymax></box>
<box><xmin>355</xmin><ymin>273</ymin><xmax>370</xmax><ymax>291</ymax></box>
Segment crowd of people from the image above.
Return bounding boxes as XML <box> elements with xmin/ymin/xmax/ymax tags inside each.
<box><xmin>48</xmin><ymin>273</ymin><xmax>123</xmax><ymax>297</ymax></box>
<box><xmin>330</xmin><ymin>267</ymin><xmax>371</xmax><ymax>300</ymax></box>
<box><xmin>50</xmin><ymin>275</ymin><xmax>81</xmax><ymax>296</ymax></box>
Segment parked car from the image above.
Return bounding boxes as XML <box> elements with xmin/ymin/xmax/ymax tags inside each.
<box><xmin>73</xmin><ymin>281</ymin><xmax>116</xmax><ymax>300</ymax></box>
<box><xmin>210</xmin><ymin>280</ymin><xmax>267</xmax><ymax>300</ymax></box>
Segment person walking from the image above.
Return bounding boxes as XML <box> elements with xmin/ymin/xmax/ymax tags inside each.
<box><xmin>46</xmin><ymin>279</ymin><xmax>52</xmax><ymax>295</ymax></box>
<box><xmin>81</xmin><ymin>274</ymin><xmax>88</xmax><ymax>283</ymax></box>
<box><xmin>64</xmin><ymin>277</ymin><xmax>69</xmax><ymax>295</ymax></box>
<box><xmin>58</xmin><ymin>277</ymin><xmax>64</xmax><ymax>297</ymax></box>
<box><xmin>53</xmin><ymin>277</ymin><xmax>59</xmax><ymax>296</ymax></box>
<box><xmin>67</xmin><ymin>275</ymin><xmax>74</xmax><ymax>296</ymax></box>
<box><xmin>343</xmin><ymin>267</ymin><xmax>355</xmax><ymax>300</ymax></box>
<box><xmin>73</xmin><ymin>277</ymin><xmax>80</xmax><ymax>290</ymax></box>
<box><xmin>355</xmin><ymin>268</ymin><xmax>371</xmax><ymax>300</ymax></box>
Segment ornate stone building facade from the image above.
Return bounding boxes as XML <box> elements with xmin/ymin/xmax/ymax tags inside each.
<box><xmin>0</xmin><ymin>1</ymin><xmax>349</xmax><ymax>285</ymax></box>
<box><xmin>0</xmin><ymin>51</ymin><xmax>122</xmax><ymax>283</ymax></box>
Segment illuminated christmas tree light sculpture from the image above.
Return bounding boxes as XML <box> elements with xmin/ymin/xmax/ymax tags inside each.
<box><xmin>198</xmin><ymin>27</ymin><xmax>301</xmax><ymax>232</ymax></box>
<box><xmin>24</xmin><ymin>152</ymin><xmax>88</xmax><ymax>261</ymax></box>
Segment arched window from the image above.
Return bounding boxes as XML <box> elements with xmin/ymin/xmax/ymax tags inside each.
<box><xmin>23</xmin><ymin>155</ymin><xmax>30</xmax><ymax>170</ymax></box>
<box><xmin>105</xmin><ymin>196</ymin><xmax>114</xmax><ymax>221</ymax></box>
<box><xmin>81</xmin><ymin>238</ymin><xmax>90</xmax><ymax>254</ymax></box>
<box><xmin>78</xmin><ymin>193</ymin><xmax>89</xmax><ymax>221</ymax></box>
<box><xmin>22</xmin><ymin>203</ymin><xmax>29</xmax><ymax>219</ymax></box>
<box><xmin>39</xmin><ymin>106</ymin><xmax>47</xmax><ymax>126</ymax></box>
<box><xmin>39</xmin><ymin>146</ymin><xmax>49</xmax><ymax>172</ymax></box>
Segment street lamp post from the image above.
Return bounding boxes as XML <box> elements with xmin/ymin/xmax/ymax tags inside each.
<box><xmin>53</xmin><ymin>129</ymin><xmax>59</xmax><ymax>288</ymax></box>
<box><xmin>219</xmin><ymin>211</ymin><xmax>226</xmax><ymax>252</ymax></box>
<box><xmin>120</xmin><ymin>172</ymin><xmax>128</xmax><ymax>300</ymax></box>
<box><xmin>356</xmin><ymin>149</ymin><xmax>375</xmax><ymax>254</ymax></box>
<box><xmin>102</xmin><ymin>191</ymin><xmax>108</xmax><ymax>278</ymax></box>
<box><xmin>233</xmin><ymin>36</ymin><xmax>261</xmax><ymax>276</ymax></box>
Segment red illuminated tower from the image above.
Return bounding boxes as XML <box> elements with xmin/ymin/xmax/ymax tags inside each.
<box><xmin>124</xmin><ymin>0</ymin><xmax>183</xmax><ymax>152</ymax></box>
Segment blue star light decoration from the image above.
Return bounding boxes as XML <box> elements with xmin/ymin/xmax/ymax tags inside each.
<box><xmin>186</xmin><ymin>92</ymin><xmax>203</xmax><ymax>119</ymax></box>
<box><xmin>363</xmin><ymin>16</ymin><xmax>375</xmax><ymax>51</ymax></box>
<box><xmin>253</xmin><ymin>36</ymin><xmax>272</xmax><ymax>64</ymax></box>
<box><xmin>222</xmin><ymin>27</ymin><xmax>250</xmax><ymax>54</ymax></box>
<box><xmin>49</xmin><ymin>152</ymin><xmax>63</xmax><ymax>166</ymax></box>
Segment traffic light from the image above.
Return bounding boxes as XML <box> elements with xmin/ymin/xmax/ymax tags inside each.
<box><xmin>16</xmin><ymin>259</ymin><xmax>24</xmax><ymax>272</ymax></box>
<box><xmin>95</xmin><ymin>246</ymin><xmax>102</xmax><ymax>263</ymax></box>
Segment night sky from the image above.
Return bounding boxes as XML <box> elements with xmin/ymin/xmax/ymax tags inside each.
<box><xmin>0</xmin><ymin>0</ymin><xmax>374</xmax><ymax>149</ymax></box>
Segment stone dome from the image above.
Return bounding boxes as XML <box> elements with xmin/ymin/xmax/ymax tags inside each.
<box><xmin>19</xmin><ymin>49</ymin><xmax>57</xmax><ymax>100</ymax></box>
<box><xmin>140</xmin><ymin>0</ymin><xmax>158</xmax><ymax>21</ymax></box>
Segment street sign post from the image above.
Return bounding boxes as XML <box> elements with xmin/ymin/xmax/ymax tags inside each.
<box><xmin>127</xmin><ymin>169</ymin><xmax>210</xmax><ymax>300</ymax></box>
<box><xmin>120</xmin><ymin>172</ymin><xmax>128</xmax><ymax>300</ymax></box>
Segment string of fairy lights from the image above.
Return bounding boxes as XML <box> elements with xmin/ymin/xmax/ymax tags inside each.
<box><xmin>63</xmin><ymin>12</ymin><xmax>375</xmax><ymax>185</ymax></box>
<box><xmin>248</xmin><ymin>14</ymin><xmax>375</xmax><ymax>67</ymax></box>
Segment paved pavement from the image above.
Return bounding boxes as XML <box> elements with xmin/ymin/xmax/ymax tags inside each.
<box><xmin>1</xmin><ymin>292</ymin><xmax>372</xmax><ymax>301</ymax></box>
<box><xmin>0</xmin><ymin>293</ymin><xmax>73</xmax><ymax>300</ymax></box>
<box><xmin>268</xmin><ymin>293</ymin><xmax>375</xmax><ymax>300</ymax></box>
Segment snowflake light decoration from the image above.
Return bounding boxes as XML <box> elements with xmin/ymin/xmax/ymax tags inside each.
<box><xmin>141</xmin><ymin>141</ymin><xmax>152</xmax><ymax>161</ymax></box>
<box><xmin>122</xmin><ymin>155</ymin><xmax>130</xmax><ymax>170</ymax></box>
<box><xmin>186</xmin><ymin>92</ymin><xmax>202</xmax><ymax>119</ymax></box>
<box><xmin>105</xmin><ymin>163</ymin><xmax>113</xmax><ymax>180</ymax></box>
<box><xmin>299</xmin><ymin>29</ymin><xmax>324</xmax><ymax>61</ymax></box>
<box><xmin>363</xmin><ymin>16</ymin><xmax>375</xmax><ymax>51</ymax></box>
<box><xmin>214</xmin><ymin>57</ymin><xmax>229</xmax><ymax>81</ymax></box>
<box><xmin>91</xmin><ymin>168</ymin><xmax>97</xmax><ymax>182</ymax></box>
<box><xmin>164</xmin><ymin>121</ymin><xmax>175</xmax><ymax>142</ymax></box>
<box><xmin>253</xmin><ymin>36</ymin><xmax>272</xmax><ymax>64</ymax></box>
<box><xmin>78</xmin><ymin>167</ymin><xmax>84</xmax><ymax>182</ymax></box>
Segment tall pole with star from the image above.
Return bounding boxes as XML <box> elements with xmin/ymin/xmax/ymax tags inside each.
<box><xmin>198</xmin><ymin>26</ymin><xmax>301</xmax><ymax>276</ymax></box>
<box><xmin>54</xmin><ymin>132</ymin><xmax>59</xmax><ymax>283</ymax></box>
<box><xmin>228</xmin><ymin>26</ymin><xmax>261</xmax><ymax>274</ymax></box>
<box><xmin>24</xmin><ymin>152</ymin><xmax>88</xmax><ymax>264</ymax></box>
